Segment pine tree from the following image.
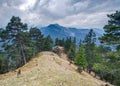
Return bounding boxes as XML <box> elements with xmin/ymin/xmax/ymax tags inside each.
<box><xmin>66</xmin><ymin>37</ymin><xmax>76</xmax><ymax>60</ymax></box>
<box><xmin>55</xmin><ymin>38</ymin><xmax>65</xmax><ymax>47</ymax></box>
<box><xmin>99</xmin><ymin>11</ymin><xmax>120</xmax><ymax>85</ymax></box>
<box><xmin>74</xmin><ymin>44</ymin><xmax>88</xmax><ymax>68</ymax></box>
<box><xmin>65</xmin><ymin>37</ymin><xmax>72</xmax><ymax>52</ymax></box>
<box><xmin>100</xmin><ymin>11</ymin><xmax>120</xmax><ymax>46</ymax></box>
<box><xmin>2</xmin><ymin>16</ymin><xmax>29</xmax><ymax>69</ymax></box>
<box><xmin>55</xmin><ymin>38</ymin><xmax>59</xmax><ymax>46</ymax></box>
<box><xmin>67</xmin><ymin>44</ymin><xmax>75</xmax><ymax>60</ymax></box>
<box><xmin>43</xmin><ymin>35</ymin><xmax>53</xmax><ymax>51</ymax></box>
<box><xmin>83</xmin><ymin>29</ymin><xmax>96</xmax><ymax>73</ymax></box>
<box><xmin>29</xmin><ymin>27</ymin><xmax>44</xmax><ymax>54</ymax></box>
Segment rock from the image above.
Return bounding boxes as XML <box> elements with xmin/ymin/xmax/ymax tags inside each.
<box><xmin>52</xmin><ymin>46</ymin><xmax>67</xmax><ymax>60</ymax></box>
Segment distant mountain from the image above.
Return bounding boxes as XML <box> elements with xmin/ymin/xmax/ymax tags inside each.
<box><xmin>40</xmin><ymin>24</ymin><xmax>104</xmax><ymax>45</ymax></box>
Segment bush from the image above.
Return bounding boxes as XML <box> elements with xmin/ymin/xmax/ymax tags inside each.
<box><xmin>77</xmin><ymin>66</ymin><xmax>83</xmax><ymax>73</ymax></box>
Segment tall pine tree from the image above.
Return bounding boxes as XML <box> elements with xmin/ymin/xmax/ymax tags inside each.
<box><xmin>2</xmin><ymin>16</ymin><xmax>29</xmax><ymax>70</ymax></box>
<box><xmin>83</xmin><ymin>29</ymin><xmax>96</xmax><ymax>73</ymax></box>
<box><xmin>100</xmin><ymin>11</ymin><xmax>120</xmax><ymax>46</ymax></box>
<box><xmin>100</xmin><ymin>11</ymin><xmax>120</xmax><ymax>85</ymax></box>
<box><xmin>43</xmin><ymin>35</ymin><xmax>53</xmax><ymax>51</ymax></box>
<box><xmin>74</xmin><ymin>42</ymin><xmax>88</xmax><ymax>69</ymax></box>
<box><xmin>29</xmin><ymin>27</ymin><xmax>44</xmax><ymax>54</ymax></box>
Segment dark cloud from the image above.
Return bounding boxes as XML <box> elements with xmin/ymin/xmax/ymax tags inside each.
<box><xmin>0</xmin><ymin>0</ymin><xmax>120</xmax><ymax>28</ymax></box>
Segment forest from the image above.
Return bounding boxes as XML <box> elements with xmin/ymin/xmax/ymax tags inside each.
<box><xmin>0</xmin><ymin>11</ymin><xmax>120</xmax><ymax>86</ymax></box>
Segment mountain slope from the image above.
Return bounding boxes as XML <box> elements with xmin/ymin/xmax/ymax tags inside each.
<box><xmin>40</xmin><ymin>24</ymin><xmax>104</xmax><ymax>44</ymax></box>
<box><xmin>0</xmin><ymin>52</ymin><xmax>110</xmax><ymax>86</ymax></box>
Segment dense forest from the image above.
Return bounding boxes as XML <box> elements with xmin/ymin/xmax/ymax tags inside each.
<box><xmin>0</xmin><ymin>11</ymin><xmax>120</xmax><ymax>86</ymax></box>
<box><xmin>0</xmin><ymin>16</ymin><xmax>53</xmax><ymax>73</ymax></box>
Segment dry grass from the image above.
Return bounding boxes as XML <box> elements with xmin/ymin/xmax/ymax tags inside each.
<box><xmin>0</xmin><ymin>51</ymin><xmax>111</xmax><ymax>86</ymax></box>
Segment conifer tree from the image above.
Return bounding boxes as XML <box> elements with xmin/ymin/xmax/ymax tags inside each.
<box><xmin>65</xmin><ymin>37</ymin><xmax>72</xmax><ymax>52</ymax></box>
<box><xmin>67</xmin><ymin>44</ymin><xmax>75</xmax><ymax>60</ymax></box>
<box><xmin>43</xmin><ymin>35</ymin><xmax>53</xmax><ymax>51</ymax></box>
<box><xmin>100</xmin><ymin>11</ymin><xmax>120</xmax><ymax>85</ymax></box>
<box><xmin>29</xmin><ymin>27</ymin><xmax>44</xmax><ymax>54</ymax></box>
<box><xmin>2</xmin><ymin>16</ymin><xmax>29</xmax><ymax>69</ymax></box>
<box><xmin>100</xmin><ymin>11</ymin><xmax>120</xmax><ymax>46</ymax></box>
<box><xmin>83</xmin><ymin>29</ymin><xmax>96</xmax><ymax>73</ymax></box>
<box><xmin>66</xmin><ymin>37</ymin><xmax>76</xmax><ymax>60</ymax></box>
<box><xmin>74</xmin><ymin>44</ymin><xmax>88</xmax><ymax>69</ymax></box>
<box><xmin>55</xmin><ymin>38</ymin><xmax>59</xmax><ymax>46</ymax></box>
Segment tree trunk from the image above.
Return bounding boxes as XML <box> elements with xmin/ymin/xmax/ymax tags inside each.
<box><xmin>94</xmin><ymin>72</ymin><xmax>96</xmax><ymax>77</ymax></box>
<box><xmin>20</xmin><ymin>41</ymin><xmax>26</xmax><ymax>64</ymax></box>
<box><xmin>110</xmin><ymin>74</ymin><xmax>114</xmax><ymax>84</ymax></box>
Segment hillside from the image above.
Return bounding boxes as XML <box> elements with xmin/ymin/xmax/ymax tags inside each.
<box><xmin>40</xmin><ymin>24</ymin><xmax>104</xmax><ymax>45</ymax></box>
<box><xmin>0</xmin><ymin>52</ymin><xmax>110</xmax><ymax>86</ymax></box>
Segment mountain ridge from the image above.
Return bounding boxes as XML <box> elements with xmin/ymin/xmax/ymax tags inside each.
<box><xmin>0</xmin><ymin>51</ymin><xmax>110</xmax><ymax>86</ymax></box>
<box><xmin>40</xmin><ymin>24</ymin><xmax>104</xmax><ymax>45</ymax></box>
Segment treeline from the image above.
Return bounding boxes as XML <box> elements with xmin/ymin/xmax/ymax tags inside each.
<box><xmin>0</xmin><ymin>11</ymin><xmax>120</xmax><ymax>86</ymax></box>
<box><xmin>0</xmin><ymin>16</ymin><xmax>77</xmax><ymax>74</ymax></box>
<box><xmin>0</xmin><ymin>16</ymin><xmax>53</xmax><ymax>73</ymax></box>
<box><xmin>75</xmin><ymin>11</ymin><xmax>120</xmax><ymax>86</ymax></box>
<box><xmin>55</xmin><ymin>37</ymin><xmax>76</xmax><ymax>60</ymax></box>
<box><xmin>51</xmin><ymin>28</ymin><xmax>120</xmax><ymax>85</ymax></box>
<box><xmin>51</xmin><ymin>11</ymin><xmax>120</xmax><ymax>86</ymax></box>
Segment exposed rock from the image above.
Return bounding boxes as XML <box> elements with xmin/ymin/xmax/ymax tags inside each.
<box><xmin>52</xmin><ymin>46</ymin><xmax>67</xmax><ymax>60</ymax></box>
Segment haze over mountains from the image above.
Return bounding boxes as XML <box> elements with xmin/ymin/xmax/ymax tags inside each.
<box><xmin>40</xmin><ymin>24</ymin><xmax>104</xmax><ymax>45</ymax></box>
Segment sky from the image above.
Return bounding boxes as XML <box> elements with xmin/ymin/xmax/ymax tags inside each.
<box><xmin>0</xmin><ymin>0</ymin><xmax>120</xmax><ymax>29</ymax></box>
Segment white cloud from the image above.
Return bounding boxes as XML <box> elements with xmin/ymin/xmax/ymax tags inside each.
<box><xmin>0</xmin><ymin>0</ymin><xmax>120</xmax><ymax>28</ymax></box>
<box><xmin>54</xmin><ymin>12</ymin><xmax>115</xmax><ymax>28</ymax></box>
<box><xmin>19</xmin><ymin>0</ymin><xmax>36</xmax><ymax>11</ymax></box>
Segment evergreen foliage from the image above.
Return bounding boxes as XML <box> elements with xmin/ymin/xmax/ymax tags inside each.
<box><xmin>95</xmin><ymin>11</ymin><xmax>120</xmax><ymax>85</ymax></box>
<box><xmin>29</xmin><ymin>27</ymin><xmax>44</xmax><ymax>54</ymax></box>
<box><xmin>43</xmin><ymin>35</ymin><xmax>53</xmax><ymax>51</ymax></box>
<box><xmin>54</xmin><ymin>37</ymin><xmax>76</xmax><ymax>60</ymax></box>
<box><xmin>0</xmin><ymin>13</ymin><xmax>120</xmax><ymax>85</ymax></box>
<box><xmin>0</xmin><ymin>16</ymin><xmax>53</xmax><ymax>73</ymax></box>
<box><xmin>74</xmin><ymin>44</ymin><xmax>88</xmax><ymax>68</ymax></box>
<box><xmin>83</xmin><ymin>29</ymin><xmax>96</xmax><ymax>73</ymax></box>
<box><xmin>100</xmin><ymin>11</ymin><xmax>120</xmax><ymax>47</ymax></box>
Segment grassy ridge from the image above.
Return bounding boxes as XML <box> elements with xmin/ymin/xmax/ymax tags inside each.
<box><xmin>0</xmin><ymin>52</ymin><xmax>109</xmax><ymax>86</ymax></box>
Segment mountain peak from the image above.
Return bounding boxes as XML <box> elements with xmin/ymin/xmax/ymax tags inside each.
<box><xmin>47</xmin><ymin>23</ymin><xmax>60</xmax><ymax>27</ymax></box>
<box><xmin>40</xmin><ymin>24</ymin><xmax>104</xmax><ymax>45</ymax></box>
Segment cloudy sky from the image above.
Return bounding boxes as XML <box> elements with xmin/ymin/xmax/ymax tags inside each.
<box><xmin>0</xmin><ymin>0</ymin><xmax>120</xmax><ymax>28</ymax></box>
